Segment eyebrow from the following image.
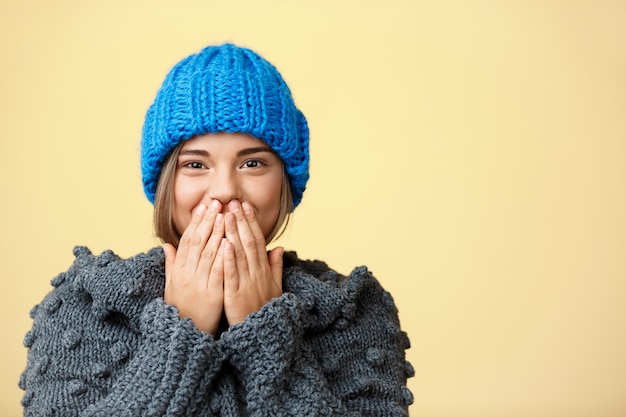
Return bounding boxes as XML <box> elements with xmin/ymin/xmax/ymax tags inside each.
<box><xmin>179</xmin><ymin>146</ymin><xmax>275</xmax><ymax>157</ymax></box>
<box><xmin>236</xmin><ymin>146</ymin><xmax>275</xmax><ymax>157</ymax></box>
<box><xmin>179</xmin><ymin>149</ymin><xmax>209</xmax><ymax>157</ymax></box>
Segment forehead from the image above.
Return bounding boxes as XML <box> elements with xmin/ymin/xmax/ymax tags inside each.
<box><xmin>181</xmin><ymin>132</ymin><xmax>269</xmax><ymax>151</ymax></box>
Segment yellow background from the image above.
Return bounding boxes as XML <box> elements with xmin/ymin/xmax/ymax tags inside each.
<box><xmin>1</xmin><ymin>1</ymin><xmax>625</xmax><ymax>416</ymax></box>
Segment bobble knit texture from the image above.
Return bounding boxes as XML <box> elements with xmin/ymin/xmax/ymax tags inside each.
<box><xmin>141</xmin><ymin>44</ymin><xmax>310</xmax><ymax>207</ymax></box>
<box><xmin>21</xmin><ymin>247</ymin><xmax>413</xmax><ymax>417</ymax></box>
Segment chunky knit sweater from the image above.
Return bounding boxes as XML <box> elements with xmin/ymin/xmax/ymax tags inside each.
<box><xmin>21</xmin><ymin>247</ymin><xmax>414</xmax><ymax>416</ymax></box>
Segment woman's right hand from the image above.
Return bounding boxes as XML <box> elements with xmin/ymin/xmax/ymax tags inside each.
<box><xmin>162</xmin><ymin>200</ymin><xmax>225</xmax><ymax>336</ymax></box>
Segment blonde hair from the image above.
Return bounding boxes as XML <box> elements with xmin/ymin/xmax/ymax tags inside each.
<box><xmin>153</xmin><ymin>142</ymin><xmax>293</xmax><ymax>247</ymax></box>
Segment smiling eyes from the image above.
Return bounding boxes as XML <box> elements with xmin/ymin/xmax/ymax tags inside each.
<box><xmin>181</xmin><ymin>159</ymin><xmax>266</xmax><ymax>170</ymax></box>
<box><xmin>185</xmin><ymin>161</ymin><xmax>205</xmax><ymax>169</ymax></box>
<box><xmin>243</xmin><ymin>160</ymin><xmax>261</xmax><ymax>168</ymax></box>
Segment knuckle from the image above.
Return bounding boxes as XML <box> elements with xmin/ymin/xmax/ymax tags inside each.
<box><xmin>244</xmin><ymin>237</ymin><xmax>257</xmax><ymax>250</ymax></box>
<box><xmin>210</xmin><ymin>261</ymin><xmax>223</xmax><ymax>275</ymax></box>
<box><xmin>190</xmin><ymin>234</ymin><xmax>203</xmax><ymax>246</ymax></box>
<box><xmin>202</xmin><ymin>214</ymin><xmax>216</xmax><ymax>226</ymax></box>
<box><xmin>226</xmin><ymin>222</ymin><xmax>237</xmax><ymax>233</ymax></box>
<box><xmin>235</xmin><ymin>247</ymin><xmax>246</xmax><ymax>260</ymax></box>
<box><xmin>234</xmin><ymin>210</ymin><xmax>246</xmax><ymax>221</ymax></box>
<box><xmin>209</xmin><ymin>260</ymin><xmax>224</xmax><ymax>277</ymax></box>
<box><xmin>201</xmin><ymin>248</ymin><xmax>215</xmax><ymax>260</ymax></box>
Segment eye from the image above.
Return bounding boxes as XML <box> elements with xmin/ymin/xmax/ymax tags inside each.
<box><xmin>242</xmin><ymin>160</ymin><xmax>262</xmax><ymax>168</ymax></box>
<box><xmin>183</xmin><ymin>161</ymin><xmax>206</xmax><ymax>169</ymax></box>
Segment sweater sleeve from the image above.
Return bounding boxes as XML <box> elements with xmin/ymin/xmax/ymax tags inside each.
<box><xmin>82</xmin><ymin>299</ymin><xmax>225</xmax><ymax>417</ymax></box>
<box><xmin>20</xmin><ymin>247</ymin><xmax>226</xmax><ymax>417</ymax></box>
<box><xmin>219</xmin><ymin>266</ymin><xmax>414</xmax><ymax>417</ymax></box>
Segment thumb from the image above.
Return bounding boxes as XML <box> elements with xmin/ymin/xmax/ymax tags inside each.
<box><xmin>162</xmin><ymin>243</ymin><xmax>177</xmax><ymax>286</ymax></box>
<box><xmin>268</xmin><ymin>246</ymin><xmax>284</xmax><ymax>290</ymax></box>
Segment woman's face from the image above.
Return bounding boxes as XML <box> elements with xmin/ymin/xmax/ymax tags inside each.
<box><xmin>172</xmin><ymin>132</ymin><xmax>284</xmax><ymax>239</ymax></box>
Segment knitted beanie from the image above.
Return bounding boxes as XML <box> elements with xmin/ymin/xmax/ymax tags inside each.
<box><xmin>141</xmin><ymin>43</ymin><xmax>309</xmax><ymax>208</ymax></box>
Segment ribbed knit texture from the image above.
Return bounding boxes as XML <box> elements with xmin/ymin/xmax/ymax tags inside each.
<box><xmin>141</xmin><ymin>44</ymin><xmax>309</xmax><ymax>207</ymax></box>
<box><xmin>21</xmin><ymin>248</ymin><xmax>414</xmax><ymax>416</ymax></box>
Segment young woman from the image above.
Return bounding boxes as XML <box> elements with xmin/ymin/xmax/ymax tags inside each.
<box><xmin>20</xmin><ymin>43</ymin><xmax>414</xmax><ymax>417</ymax></box>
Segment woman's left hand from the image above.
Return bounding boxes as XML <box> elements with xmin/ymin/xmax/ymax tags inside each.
<box><xmin>221</xmin><ymin>200</ymin><xmax>284</xmax><ymax>326</ymax></box>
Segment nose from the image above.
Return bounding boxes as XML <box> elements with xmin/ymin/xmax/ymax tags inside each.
<box><xmin>206</xmin><ymin>168</ymin><xmax>242</xmax><ymax>206</ymax></box>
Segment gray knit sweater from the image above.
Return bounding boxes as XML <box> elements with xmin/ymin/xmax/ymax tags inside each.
<box><xmin>21</xmin><ymin>247</ymin><xmax>414</xmax><ymax>416</ymax></box>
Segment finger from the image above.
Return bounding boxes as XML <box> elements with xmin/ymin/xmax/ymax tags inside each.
<box><xmin>208</xmin><ymin>237</ymin><xmax>226</xmax><ymax>289</ymax></box>
<box><xmin>185</xmin><ymin>200</ymin><xmax>221</xmax><ymax>266</ymax></box>
<box><xmin>175</xmin><ymin>203</ymin><xmax>207</xmax><ymax>267</ymax></box>
<box><xmin>222</xmin><ymin>238</ymin><xmax>239</xmax><ymax>292</ymax></box>
<box><xmin>230</xmin><ymin>200</ymin><xmax>261</xmax><ymax>270</ymax></box>
<box><xmin>241</xmin><ymin>201</ymin><xmax>269</xmax><ymax>265</ymax></box>
<box><xmin>268</xmin><ymin>246</ymin><xmax>284</xmax><ymax>291</ymax></box>
<box><xmin>224</xmin><ymin>210</ymin><xmax>249</xmax><ymax>275</ymax></box>
<box><xmin>162</xmin><ymin>243</ymin><xmax>177</xmax><ymax>288</ymax></box>
<box><xmin>196</xmin><ymin>212</ymin><xmax>225</xmax><ymax>279</ymax></box>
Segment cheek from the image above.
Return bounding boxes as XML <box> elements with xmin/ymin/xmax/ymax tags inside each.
<box><xmin>250</xmin><ymin>176</ymin><xmax>283</xmax><ymax>236</ymax></box>
<box><xmin>172</xmin><ymin>177</ymin><xmax>203</xmax><ymax>234</ymax></box>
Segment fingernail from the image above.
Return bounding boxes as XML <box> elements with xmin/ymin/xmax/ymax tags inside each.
<box><xmin>195</xmin><ymin>204</ymin><xmax>207</xmax><ymax>216</ymax></box>
<box><xmin>209</xmin><ymin>200</ymin><xmax>221</xmax><ymax>212</ymax></box>
<box><xmin>229</xmin><ymin>200</ymin><xmax>240</xmax><ymax>212</ymax></box>
<box><xmin>242</xmin><ymin>201</ymin><xmax>252</xmax><ymax>214</ymax></box>
<box><xmin>215</xmin><ymin>213</ymin><xmax>223</xmax><ymax>225</ymax></box>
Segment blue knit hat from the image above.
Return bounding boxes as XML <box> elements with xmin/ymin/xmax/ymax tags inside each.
<box><xmin>141</xmin><ymin>43</ymin><xmax>309</xmax><ymax>208</ymax></box>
